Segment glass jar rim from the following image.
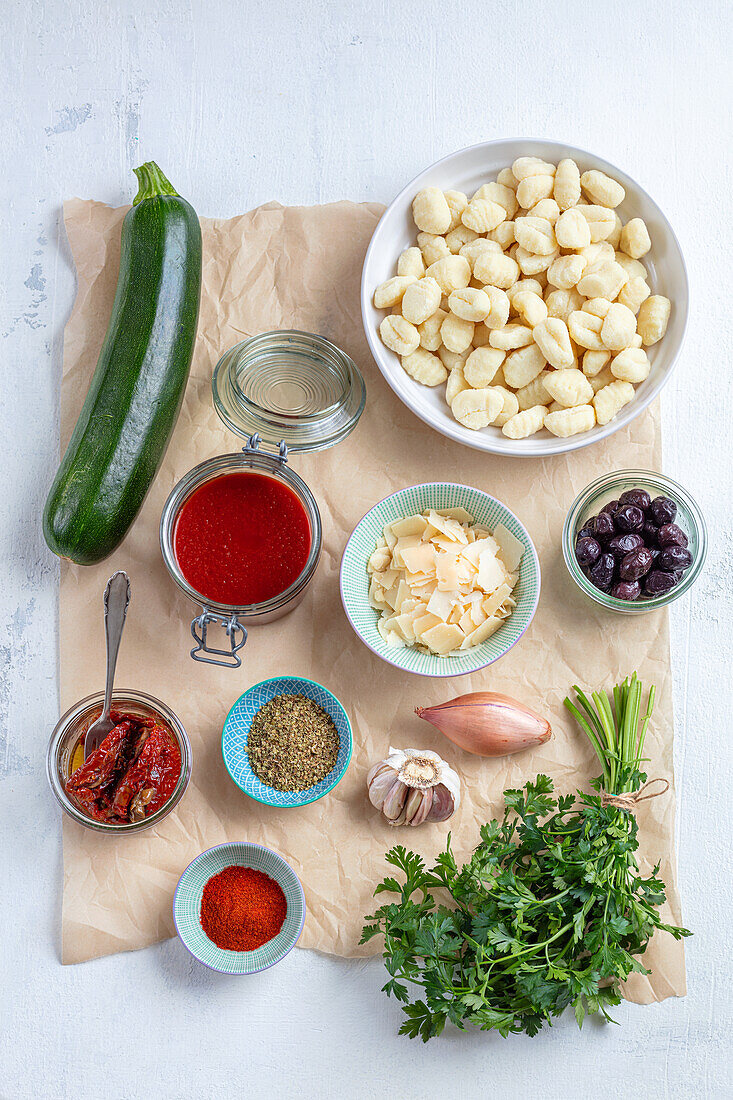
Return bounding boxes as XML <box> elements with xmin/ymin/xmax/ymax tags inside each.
<box><xmin>47</xmin><ymin>689</ymin><xmax>192</xmax><ymax>833</ymax></box>
<box><xmin>562</xmin><ymin>469</ymin><xmax>707</xmax><ymax>613</ymax></box>
<box><xmin>212</xmin><ymin>330</ymin><xmax>366</xmax><ymax>452</ymax></box>
<box><xmin>159</xmin><ymin>449</ymin><xmax>323</xmax><ymax>616</ymax></box>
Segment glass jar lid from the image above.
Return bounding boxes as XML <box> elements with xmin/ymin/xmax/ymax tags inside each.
<box><xmin>212</xmin><ymin>330</ymin><xmax>366</xmax><ymax>452</ymax></box>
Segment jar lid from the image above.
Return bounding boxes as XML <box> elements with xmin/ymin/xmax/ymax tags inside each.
<box><xmin>212</xmin><ymin>330</ymin><xmax>366</xmax><ymax>453</ymax></box>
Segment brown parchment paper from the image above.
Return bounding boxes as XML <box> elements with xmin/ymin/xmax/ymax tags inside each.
<box><xmin>59</xmin><ymin>197</ymin><xmax>685</xmax><ymax>1002</ymax></box>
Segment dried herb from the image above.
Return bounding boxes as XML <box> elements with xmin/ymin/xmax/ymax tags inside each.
<box><xmin>247</xmin><ymin>693</ymin><xmax>339</xmax><ymax>792</ymax></box>
<box><xmin>362</xmin><ymin>675</ymin><xmax>690</xmax><ymax>1040</ymax></box>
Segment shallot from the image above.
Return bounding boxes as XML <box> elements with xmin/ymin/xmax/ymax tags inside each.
<box><xmin>415</xmin><ymin>692</ymin><xmax>551</xmax><ymax>757</ymax></box>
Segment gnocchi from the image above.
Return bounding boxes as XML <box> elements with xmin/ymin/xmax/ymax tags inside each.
<box><xmin>600</xmin><ymin>303</ymin><xmax>637</xmax><ymax>351</ymax></box>
<box><xmin>514</xmin><ymin>217</ymin><xmax>557</xmax><ymax>256</ymax></box>
<box><xmin>532</xmin><ymin>318</ymin><xmax>574</xmax><ymax>369</ymax></box>
<box><xmin>502</xmin><ymin>405</ymin><xmax>547</xmax><ymax>439</ymax></box>
<box><xmin>637</xmin><ymin>295</ymin><xmax>671</xmax><ymax>346</ymax></box>
<box><xmin>593</xmin><ymin>380</ymin><xmax>635</xmax><ymax>425</ymax></box>
<box><xmin>373</xmin><ymin>156</ymin><xmax>672</xmax><ymax>441</ymax></box>
<box><xmin>580</xmin><ymin>170</ymin><xmax>625</xmax><ymax>208</ymax></box>
<box><xmin>418</xmin><ymin>232</ymin><xmax>451</xmax><ymax>266</ymax></box>
<box><xmin>374</xmin><ymin>275</ymin><xmax>417</xmax><ymax>309</ymax></box>
<box><xmin>554</xmin><ymin>158</ymin><xmax>581</xmax><ymax>210</ymax></box>
<box><xmin>402</xmin><ymin>278</ymin><xmax>442</xmax><ymax>325</ymax></box>
<box><xmin>418</xmin><ymin>307</ymin><xmax>448</xmax><ymax>351</ymax></box>
<box><xmin>620</xmin><ymin>218</ymin><xmax>651</xmax><ymax>260</ymax></box>
<box><xmin>397</xmin><ymin>247</ymin><xmax>425</xmax><ymax>279</ymax></box>
<box><xmin>462</xmin><ymin>198</ymin><xmax>506</xmax><ymax>233</ymax></box>
<box><xmin>413</xmin><ymin>188</ymin><xmax>452</xmax><ymax>235</ymax></box>
<box><xmin>610</xmin><ymin>347</ymin><xmax>651</xmax><ymax>383</ymax></box>
<box><xmin>441</xmin><ymin>312</ymin><xmax>474</xmax><ymax>353</ymax></box>
<box><xmin>511</xmin><ymin>289</ymin><xmax>548</xmax><ymax>328</ymax></box>
<box><xmin>555</xmin><ymin>208</ymin><xmax>591</xmax><ymax>250</ymax></box>
<box><xmin>451</xmin><ymin>387</ymin><xmax>503</xmax><ymax>429</ymax></box>
<box><xmin>543</xmin><ymin>368</ymin><xmax>594</xmax><ymax>408</ymax></box>
<box><xmin>449</xmin><ymin>287</ymin><xmax>492</xmax><ymax>322</ymax></box>
<box><xmin>426</xmin><ymin>255</ymin><xmax>471</xmax><ymax>294</ymax></box>
<box><xmin>402</xmin><ymin>348</ymin><xmax>448</xmax><ymax>387</ymax></box>
<box><xmin>544</xmin><ymin>404</ymin><xmax>596</xmax><ymax>437</ymax></box>
<box><xmin>464</xmin><ymin>347</ymin><xmax>505</xmax><ymax>388</ymax></box>
<box><xmin>380</xmin><ymin>315</ymin><xmax>420</xmax><ymax>356</ymax></box>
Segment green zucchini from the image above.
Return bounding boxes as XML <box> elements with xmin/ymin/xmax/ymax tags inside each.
<box><xmin>43</xmin><ymin>161</ymin><xmax>202</xmax><ymax>565</ymax></box>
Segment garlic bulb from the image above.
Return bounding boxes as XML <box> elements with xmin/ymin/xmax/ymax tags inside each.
<box><xmin>416</xmin><ymin>692</ymin><xmax>551</xmax><ymax>757</ymax></box>
<box><xmin>367</xmin><ymin>747</ymin><xmax>460</xmax><ymax>827</ymax></box>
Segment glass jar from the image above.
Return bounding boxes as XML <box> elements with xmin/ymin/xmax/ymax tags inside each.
<box><xmin>160</xmin><ymin>435</ymin><xmax>322</xmax><ymax>666</ymax></box>
<box><xmin>47</xmin><ymin>689</ymin><xmax>192</xmax><ymax>833</ymax></box>
<box><xmin>212</xmin><ymin>330</ymin><xmax>365</xmax><ymax>450</ymax></box>
<box><xmin>562</xmin><ymin>469</ymin><xmax>707</xmax><ymax>614</ymax></box>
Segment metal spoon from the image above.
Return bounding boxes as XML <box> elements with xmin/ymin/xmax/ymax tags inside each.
<box><xmin>84</xmin><ymin>571</ymin><xmax>131</xmax><ymax>759</ymax></box>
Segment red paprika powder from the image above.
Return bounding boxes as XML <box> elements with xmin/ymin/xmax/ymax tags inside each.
<box><xmin>200</xmin><ymin>865</ymin><xmax>287</xmax><ymax>951</ymax></box>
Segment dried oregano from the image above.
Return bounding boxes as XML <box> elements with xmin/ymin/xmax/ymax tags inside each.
<box><xmin>247</xmin><ymin>693</ymin><xmax>339</xmax><ymax>792</ymax></box>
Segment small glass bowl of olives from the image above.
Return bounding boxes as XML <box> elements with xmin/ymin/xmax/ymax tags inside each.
<box><xmin>562</xmin><ymin>470</ymin><xmax>707</xmax><ymax>614</ymax></box>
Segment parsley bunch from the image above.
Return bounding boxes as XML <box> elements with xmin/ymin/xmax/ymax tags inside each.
<box><xmin>361</xmin><ymin>675</ymin><xmax>690</xmax><ymax>1040</ymax></box>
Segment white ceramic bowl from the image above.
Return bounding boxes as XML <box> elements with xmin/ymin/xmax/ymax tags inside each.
<box><xmin>361</xmin><ymin>139</ymin><xmax>689</xmax><ymax>457</ymax></box>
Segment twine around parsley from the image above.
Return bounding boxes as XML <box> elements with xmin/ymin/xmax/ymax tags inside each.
<box><xmin>600</xmin><ymin>777</ymin><xmax>670</xmax><ymax>811</ymax></box>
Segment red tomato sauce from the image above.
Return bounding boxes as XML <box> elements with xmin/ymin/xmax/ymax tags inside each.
<box><xmin>173</xmin><ymin>472</ymin><xmax>312</xmax><ymax>606</ymax></box>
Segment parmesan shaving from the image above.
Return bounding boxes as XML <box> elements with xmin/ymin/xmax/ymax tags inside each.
<box><xmin>366</xmin><ymin>506</ymin><xmax>524</xmax><ymax>657</ymax></box>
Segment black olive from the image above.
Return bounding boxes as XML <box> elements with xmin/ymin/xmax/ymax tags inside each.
<box><xmin>611</xmin><ymin>580</ymin><xmax>641</xmax><ymax>601</ymax></box>
<box><xmin>608</xmin><ymin>533</ymin><xmax>644</xmax><ymax>559</ymax></box>
<box><xmin>657</xmin><ymin>545</ymin><xmax>693</xmax><ymax>571</ymax></box>
<box><xmin>657</xmin><ymin>522</ymin><xmax>688</xmax><ymax>548</ymax></box>
<box><xmin>615</xmin><ymin>504</ymin><xmax>644</xmax><ymax>532</ymax></box>
<box><xmin>592</xmin><ymin>511</ymin><xmax>616</xmax><ymax>542</ymax></box>
<box><xmin>589</xmin><ymin>552</ymin><xmax>615</xmax><ymax>592</ymax></box>
<box><xmin>644</xmin><ymin>570</ymin><xmax>679</xmax><ymax>597</ymax></box>
<box><xmin>619</xmin><ymin>547</ymin><xmax>654</xmax><ymax>581</ymax></box>
<box><xmin>601</xmin><ymin>499</ymin><xmax>620</xmax><ymax>515</ymax></box>
<box><xmin>619</xmin><ymin>488</ymin><xmax>652</xmax><ymax>512</ymax></box>
<box><xmin>576</xmin><ymin>536</ymin><xmax>602</xmax><ymax>566</ymax></box>
<box><xmin>650</xmin><ymin>495</ymin><xmax>677</xmax><ymax>526</ymax></box>
<box><xmin>642</xmin><ymin>521</ymin><xmax>659</xmax><ymax>546</ymax></box>
<box><xmin>577</xmin><ymin>523</ymin><xmax>595</xmax><ymax>541</ymax></box>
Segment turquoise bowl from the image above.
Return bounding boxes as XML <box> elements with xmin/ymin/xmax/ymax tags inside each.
<box><xmin>173</xmin><ymin>841</ymin><xmax>305</xmax><ymax>973</ymax></box>
<box><xmin>222</xmin><ymin>676</ymin><xmax>352</xmax><ymax>807</ymax></box>
<box><xmin>339</xmin><ymin>482</ymin><xmax>540</xmax><ymax>678</ymax></box>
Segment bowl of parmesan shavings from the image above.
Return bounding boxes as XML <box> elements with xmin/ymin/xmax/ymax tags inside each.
<box><xmin>339</xmin><ymin>482</ymin><xmax>540</xmax><ymax>677</ymax></box>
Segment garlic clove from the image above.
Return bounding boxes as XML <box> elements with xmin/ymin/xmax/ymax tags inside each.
<box><xmin>381</xmin><ymin>777</ymin><xmax>409</xmax><ymax>822</ymax></box>
<box><xmin>368</xmin><ymin>765</ymin><xmax>398</xmax><ymax>809</ymax></box>
<box><xmin>405</xmin><ymin>786</ymin><xmax>433</xmax><ymax>826</ymax></box>
<box><xmin>426</xmin><ymin>783</ymin><xmax>455</xmax><ymax>822</ymax></box>
<box><xmin>389</xmin><ymin>804</ymin><xmax>408</xmax><ymax>827</ymax></box>
<box><xmin>366</xmin><ymin>760</ymin><xmax>390</xmax><ymax>788</ymax></box>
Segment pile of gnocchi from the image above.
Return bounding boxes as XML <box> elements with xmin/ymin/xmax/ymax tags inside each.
<box><xmin>373</xmin><ymin>156</ymin><xmax>671</xmax><ymax>440</ymax></box>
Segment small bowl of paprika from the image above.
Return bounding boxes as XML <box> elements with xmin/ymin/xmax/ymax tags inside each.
<box><xmin>173</xmin><ymin>841</ymin><xmax>306</xmax><ymax>973</ymax></box>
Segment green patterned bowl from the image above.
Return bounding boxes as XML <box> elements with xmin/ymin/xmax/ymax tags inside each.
<box><xmin>173</xmin><ymin>841</ymin><xmax>305</xmax><ymax>973</ymax></box>
<box><xmin>340</xmin><ymin>482</ymin><xmax>540</xmax><ymax>678</ymax></box>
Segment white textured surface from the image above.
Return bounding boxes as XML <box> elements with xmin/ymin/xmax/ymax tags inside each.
<box><xmin>1</xmin><ymin>2</ymin><xmax>731</xmax><ymax>1097</ymax></box>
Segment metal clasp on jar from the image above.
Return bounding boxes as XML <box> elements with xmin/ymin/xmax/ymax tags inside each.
<box><xmin>243</xmin><ymin>433</ymin><xmax>289</xmax><ymax>464</ymax></box>
<box><xmin>190</xmin><ymin>610</ymin><xmax>247</xmax><ymax>668</ymax></box>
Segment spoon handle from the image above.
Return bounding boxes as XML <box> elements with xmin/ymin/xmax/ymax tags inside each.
<box><xmin>101</xmin><ymin>571</ymin><xmax>131</xmax><ymax>719</ymax></box>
